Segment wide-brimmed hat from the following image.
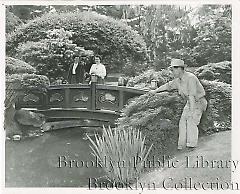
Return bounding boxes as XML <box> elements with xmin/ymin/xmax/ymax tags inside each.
<box><xmin>170</xmin><ymin>58</ymin><xmax>186</xmax><ymax>67</ymax></box>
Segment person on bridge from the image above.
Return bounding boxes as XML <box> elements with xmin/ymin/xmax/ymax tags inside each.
<box><xmin>67</xmin><ymin>55</ymin><xmax>85</xmax><ymax>84</ymax></box>
<box><xmin>150</xmin><ymin>59</ymin><xmax>207</xmax><ymax>150</ymax></box>
<box><xmin>89</xmin><ymin>55</ymin><xmax>106</xmax><ymax>84</ymax></box>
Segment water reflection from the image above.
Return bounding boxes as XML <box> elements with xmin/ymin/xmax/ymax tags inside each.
<box><xmin>5</xmin><ymin>127</ymin><xmax>105</xmax><ymax>187</ymax></box>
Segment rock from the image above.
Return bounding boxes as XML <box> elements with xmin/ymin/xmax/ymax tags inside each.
<box><xmin>4</xmin><ymin>104</ymin><xmax>23</xmax><ymax>137</ymax></box>
<box><xmin>14</xmin><ymin>109</ymin><xmax>45</xmax><ymax>128</ymax></box>
<box><xmin>12</xmin><ymin>135</ymin><xmax>21</xmax><ymax>141</ymax></box>
<box><xmin>5</xmin><ymin>109</ymin><xmax>46</xmax><ymax>138</ymax></box>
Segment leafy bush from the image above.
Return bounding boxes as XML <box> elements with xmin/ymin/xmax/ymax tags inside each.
<box><xmin>118</xmin><ymin>91</ymin><xmax>184</xmax><ymax>158</ymax></box>
<box><xmin>200</xmin><ymin>80</ymin><xmax>231</xmax><ymax>132</ymax></box>
<box><xmin>6</xmin><ymin>73</ymin><xmax>49</xmax><ymax>92</ymax></box>
<box><xmin>168</xmin><ymin>48</ymin><xmax>198</xmax><ymax>67</ymax></box>
<box><xmin>14</xmin><ymin>28</ymin><xmax>94</xmax><ymax>80</ymax></box>
<box><xmin>192</xmin><ymin>14</ymin><xmax>231</xmax><ymax>65</ymax></box>
<box><xmin>127</xmin><ymin>69</ymin><xmax>173</xmax><ymax>89</ymax></box>
<box><xmin>5</xmin><ymin>57</ymin><xmax>50</xmax><ymax>108</ymax></box>
<box><xmin>87</xmin><ymin>126</ymin><xmax>152</xmax><ymax>183</ymax></box>
<box><xmin>7</xmin><ymin>11</ymin><xmax>147</xmax><ymax>73</ymax></box>
<box><xmin>194</xmin><ymin>61</ymin><xmax>231</xmax><ymax>84</ymax></box>
<box><xmin>6</xmin><ymin>10</ymin><xmax>23</xmax><ymax>34</ymax></box>
<box><xmin>6</xmin><ymin>56</ymin><xmax>36</xmax><ymax>75</ymax></box>
<box><xmin>118</xmin><ymin>75</ymin><xmax>231</xmax><ymax>158</ymax></box>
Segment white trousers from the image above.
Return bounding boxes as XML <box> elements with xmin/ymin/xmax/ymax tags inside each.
<box><xmin>178</xmin><ymin>98</ymin><xmax>207</xmax><ymax>148</ymax></box>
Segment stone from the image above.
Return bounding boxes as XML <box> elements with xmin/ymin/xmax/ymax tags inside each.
<box><xmin>14</xmin><ymin>109</ymin><xmax>46</xmax><ymax>128</ymax></box>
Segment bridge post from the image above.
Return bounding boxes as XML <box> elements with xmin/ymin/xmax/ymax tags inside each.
<box><xmin>64</xmin><ymin>88</ymin><xmax>71</xmax><ymax>108</ymax></box>
<box><xmin>119</xmin><ymin>89</ymin><xmax>124</xmax><ymax>110</ymax></box>
<box><xmin>90</xmin><ymin>74</ymin><xmax>97</xmax><ymax>110</ymax></box>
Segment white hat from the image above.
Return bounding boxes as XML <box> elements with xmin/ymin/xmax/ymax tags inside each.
<box><xmin>170</xmin><ymin>58</ymin><xmax>186</xmax><ymax>67</ymax></box>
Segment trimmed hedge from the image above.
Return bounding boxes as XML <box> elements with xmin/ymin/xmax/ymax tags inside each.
<box><xmin>5</xmin><ymin>57</ymin><xmax>49</xmax><ymax>108</ymax></box>
<box><xmin>127</xmin><ymin>69</ymin><xmax>173</xmax><ymax>89</ymax></box>
<box><xmin>7</xmin><ymin>11</ymin><xmax>147</xmax><ymax>73</ymax></box>
<box><xmin>194</xmin><ymin>61</ymin><xmax>231</xmax><ymax>84</ymax></box>
<box><xmin>6</xmin><ymin>57</ymin><xmax>36</xmax><ymax>75</ymax></box>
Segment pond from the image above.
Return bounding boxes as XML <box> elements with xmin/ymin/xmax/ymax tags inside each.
<box><xmin>5</xmin><ymin>127</ymin><xmax>105</xmax><ymax>187</ymax></box>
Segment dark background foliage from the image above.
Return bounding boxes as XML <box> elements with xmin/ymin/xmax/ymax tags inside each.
<box><xmin>6</xmin><ymin>5</ymin><xmax>231</xmax><ymax>79</ymax></box>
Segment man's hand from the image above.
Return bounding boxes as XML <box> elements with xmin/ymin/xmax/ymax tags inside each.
<box><xmin>148</xmin><ymin>90</ymin><xmax>157</xmax><ymax>95</ymax></box>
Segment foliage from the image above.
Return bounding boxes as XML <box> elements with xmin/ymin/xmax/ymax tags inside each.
<box><xmin>168</xmin><ymin>48</ymin><xmax>197</xmax><ymax>67</ymax></box>
<box><xmin>6</xmin><ymin>5</ymin><xmax>231</xmax><ymax>70</ymax></box>
<box><xmin>87</xmin><ymin>126</ymin><xmax>152</xmax><ymax>183</ymax></box>
<box><xmin>7</xmin><ymin>11</ymin><xmax>147</xmax><ymax>74</ymax></box>
<box><xmin>15</xmin><ymin>28</ymin><xmax>94</xmax><ymax>81</ymax></box>
<box><xmin>200</xmin><ymin>80</ymin><xmax>231</xmax><ymax>131</ymax></box>
<box><xmin>6</xmin><ymin>73</ymin><xmax>50</xmax><ymax>92</ymax></box>
<box><xmin>117</xmin><ymin>91</ymin><xmax>184</xmax><ymax>158</ymax></box>
<box><xmin>194</xmin><ymin>61</ymin><xmax>231</xmax><ymax>84</ymax></box>
<box><xmin>6</xmin><ymin>56</ymin><xmax>36</xmax><ymax>75</ymax></box>
<box><xmin>191</xmin><ymin>5</ymin><xmax>231</xmax><ymax>65</ymax></box>
<box><xmin>130</xmin><ymin>5</ymin><xmax>197</xmax><ymax>69</ymax></box>
<box><xmin>127</xmin><ymin>69</ymin><xmax>173</xmax><ymax>89</ymax></box>
<box><xmin>7</xmin><ymin>5</ymin><xmax>51</xmax><ymax>23</ymax></box>
<box><xmin>6</xmin><ymin>10</ymin><xmax>23</xmax><ymax>34</ymax></box>
<box><xmin>5</xmin><ymin>57</ymin><xmax>50</xmax><ymax>108</ymax></box>
<box><xmin>118</xmin><ymin>69</ymin><xmax>231</xmax><ymax>158</ymax></box>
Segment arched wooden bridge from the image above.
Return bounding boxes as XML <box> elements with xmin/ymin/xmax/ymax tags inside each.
<box><xmin>15</xmin><ymin>82</ymin><xmax>148</xmax><ymax>128</ymax></box>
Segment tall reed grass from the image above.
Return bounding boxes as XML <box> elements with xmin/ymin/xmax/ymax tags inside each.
<box><xmin>87</xmin><ymin>126</ymin><xmax>152</xmax><ymax>183</ymax></box>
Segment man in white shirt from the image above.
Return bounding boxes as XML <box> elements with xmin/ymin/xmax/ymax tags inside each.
<box><xmin>89</xmin><ymin>55</ymin><xmax>106</xmax><ymax>84</ymax></box>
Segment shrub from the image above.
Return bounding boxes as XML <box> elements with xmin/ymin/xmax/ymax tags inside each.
<box><xmin>194</xmin><ymin>61</ymin><xmax>231</xmax><ymax>84</ymax></box>
<box><xmin>6</xmin><ymin>11</ymin><xmax>23</xmax><ymax>34</ymax></box>
<box><xmin>118</xmin><ymin>91</ymin><xmax>184</xmax><ymax>158</ymax></box>
<box><xmin>6</xmin><ymin>73</ymin><xmax>50</xmax><ymax>92</ymax></box>
<box><xmin>7</xmin><ymin>11</ymin><xmax>147</xmax><ymax>73</ymax></box>
<box><xmin>14</xmin><ymin>28</ymin><xmax>94</xmax><ymax>80</ymax></box>
<box><xmin>127</xmin><ymin>69</ymin><xmax>173</xmax><ymax>89</ymax></box>
<box><xmin>6</xmin><ymin>56</ymin><xmax>36</xmax><ymax>75</ymax></box>
<box><xmin>192</xmin><ymin>15</ymin><xmax>231</xmax><ymax>65</ymax></box>
<box><xmin>168</xmin><ymin>48</ymin><xmax>198</xmax><ymax>67</ymax></box>
<box><xmin>118</xmin><ymin>73</ymin><xmax>231</xmax><ymax>158</ymax></box>
<box><xmin>5</xmin><ymin>57</ymin><xmax>50</xmax><ymax>108</ymax></box>
<box><xmin>87</xmin><ymin>126</ymin><xmax>152</xmax><ymax>183</ymax></box>
<box><xmin>200</xmin><ymin>80</ymin><xmax>231</xmax><ymax>132</ymax></box>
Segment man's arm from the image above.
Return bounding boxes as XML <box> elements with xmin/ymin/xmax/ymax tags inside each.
<box><xmin>151</xmin><ymin>80</ymin><xmax>177</xmax><ymax>94</ymax></box>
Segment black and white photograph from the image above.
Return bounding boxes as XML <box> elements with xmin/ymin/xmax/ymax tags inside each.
<box><xmin>1</xmin><ymin>0</ymin><xmax>240</xmax><ymax>193</ymax></box>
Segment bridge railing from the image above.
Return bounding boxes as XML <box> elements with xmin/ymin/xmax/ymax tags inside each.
<box><xmin>15</xmin><ymin>77</ymin><xmax>147</xmax><ymax>113</ymax></box>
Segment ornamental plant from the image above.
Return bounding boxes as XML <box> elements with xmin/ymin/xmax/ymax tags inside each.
<box><xmin>15</xmin><ymin>28</ymin><xmax>94</xmax><ymax>81</ymax></box>
<box><xmin>7</xmin><ymin>11</ymin><xmax>147</xmax><ymax>74</ymax></box>
<box><xmin>194</xmin><ymin>61</ymin><xmax>231</xmax><ymax>84</ymax></box>
<box><xmin>87</xmin><ymin>126</ymin><xmax>152</xmax><ymax>183</ymax></box>
<box><xmin>5</xmin><ymin>57</ymin><xmax>50</xmax><ymax>108</ymax></box>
